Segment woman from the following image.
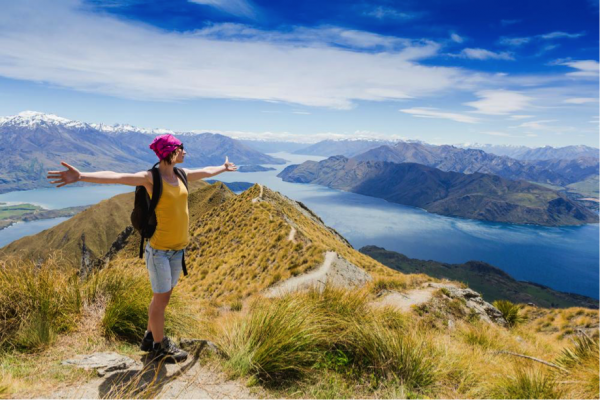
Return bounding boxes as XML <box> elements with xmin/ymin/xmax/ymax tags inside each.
<box><xmin>47</xmin><ymin>133</ymin><xmax>237</xmax><ymax>362</ymax></box>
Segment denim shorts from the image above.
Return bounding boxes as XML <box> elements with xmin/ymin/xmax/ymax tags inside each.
<box><xmin>145</xmin><ymin>242</ymin><xmax>184</xmax><ymax>294</ymax></box>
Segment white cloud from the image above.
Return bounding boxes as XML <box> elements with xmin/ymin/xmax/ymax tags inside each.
<box><xmin>400</xmin><ymin>107</ymin><xmax>480</xmax><ymax>124</ymax></box>
<box><xmin>0</xmin><ymin>1</ymin><xmax>476</xmax><ymax>110</ymax></box>
<box><xmin>509</xmin><ymin>114</ymin><xmax>534</xmax><ymax>120</ymax></box>
<box><xmin>517</xmin><ymin>120</ymin><xmax>557</xmax><ymax>130</ymax></box>
<box><xmin>453</xmin><ymin>48</ymin><xmax>514</xmax><ymax>61</ymax></box>
<box><xmin>465</xmin><ymin>90</ymin><xmax>533</xmax><ymax>115</ymax></box>
<box><xmin>450</xmin><ymin>33</ymin><xmax>464</xmax><ymax>43</ymax></box>
<box><xmin>498</xmin><ymin>36</ymin><xmax>531</xmax><ymax>46</ymax></box>
<box><xmin>525</xmin><ymin>133</ymin><xmax>538</xmax><ymax>137</ymax></box>
<box><xmin>560</xmin><ymin>60</ymin><xmax>599</xmax><ymax>78</ymax></box>
<box><xmin>189</xmin><ymin>0</ymin><xmax>256</xmax><ymax>18</ymax></box>
<box><xmin>364</xmin><ymin>6</ymin><xmax>415</xmax><ymax>20</ymax></box>
<box><xmin>209</xmin><ymin>129</ymin><xmax>407</xmax><ymax>143</ymax></box>
<box><xmin>539</xmin><ymin>31</ymin><xmax>585</xmax><ymax>40</ymax></box>
<box><xmin>564</xmin><ymin>97</ymin><xmax>597</xmax><ymax>104</ymax></box>
<box><xmin>482</xmin><ymin>131</ymin><xmax>514</xmax><ymax>137</ymax></box>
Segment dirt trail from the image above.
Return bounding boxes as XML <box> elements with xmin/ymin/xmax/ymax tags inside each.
<box><xmin>264</xmin><ymin>251</ymin><xmax>371</xmax><ymax>297</ymax></box>
<box><xmin>370</xmin><ymin>283</ymin><xmax>459</xmax><ymax>312</ymax></box>
<box><xmin>50</xmin><ymin>351</ymin><xmax>262</xmax><ymax>399</ymax></box>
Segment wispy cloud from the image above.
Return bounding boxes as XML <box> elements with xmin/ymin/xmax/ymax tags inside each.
<box><xmin>465</xmin><ymin>90</ymin><xmax>533</xmax><ymax>115</ymax></box>
<box><xmin>189</xmin><ymin>0</ymin><xmax>256</xmax><ymax>18</ymax></box>
<box><xmin>450</xmin><ymin>33</ymin><xmax>464</xmax><ymax>43</ymax></box>
<box><xmin>499</xmin><ymin>31</ymin><xmax>585</xmax><ymax>47</ymax></box>
<box><xmin>539</xmin><ymin>31</ymin><xmax>585</xmax><ymax>40</ymax></box>
<box><xmin>500</xmin><ymin>19</ymin><xmax>520</xmax><ymax>27</ymax></box>
<box><xmin>481</xmin><ymin>131</ymin><xmax>514</xmax><ymax>137</ymax></box>
<box><xmin>564</xmin><ymin>97</ymin><xmax>597</xmax><ymax>104</ymax></box>
<box><xmin>516</xmin><ymin>120</ymin><xmax>558</xmax><ymax>130</ymax></box>
<box><xmin>363</xmin><ymin>6</ymin><xmax>416</xmax><ymax>20</ymax></box>
<box><xmin>509</xmin><ymin>114</ymin><xmax>534</xmax><ymax>120</ymax></box>
<box><xmin>452</xmin><ymin>48</ymin><xmax>514</xmax><ymax>60</ymax></box>
<box><xmin>560</xmin><ymin>60</ymin><xmax>599</xmax><ymax>78</ymax></box>
<box><xmin>400</xmin><ymin>107</ymin><xmax>480</xmax><ymax>123</ymax></box>
<box><xmin>211</xmin><ymin>129</ymin><xmax>407</xmax><ymax>143</ymax></box>
<box><xmin>0</xmin><ymin>1</ymin><xmax>476</xmax><ymax>110</ymax></box>
<box><xmin>498</xmin><ymin>36</ymin><xmax>532</xmax><ymax>46</ymax></box>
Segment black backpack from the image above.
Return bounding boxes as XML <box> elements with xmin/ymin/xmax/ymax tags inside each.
<box><xmin>130</xmin><ymin>162</ymin><xmax>189</xmax><ymax>276</ymax></box>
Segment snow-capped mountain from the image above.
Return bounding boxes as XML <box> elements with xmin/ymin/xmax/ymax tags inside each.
<box><xmin>457</xmin><ymin>142</ymin><xmax>599</xmax><ymax>160</ymax></box>
<box><xmin>0</xmin><ymin>111</ymin><xmax>285</xmax><ymax>193</ymax></box>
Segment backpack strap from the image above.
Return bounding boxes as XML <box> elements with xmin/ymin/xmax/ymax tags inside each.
<box><xmin>174</xmin><ymin>167</ymin><xmax>188</xmax><ymax>191</ymax></box>
<box><xmin>174</xmin><ymin>167</ymin><xmax>189</xmax><ymax>276</ymax></box>
<box><xmin>139</xmin><ymin>163</ymin><xmax>163</xmax><ymax>259</ymax></box>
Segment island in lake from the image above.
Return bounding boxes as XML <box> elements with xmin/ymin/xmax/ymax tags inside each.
<box><xmin>0</xmin><ymin>202</ymin><xmax>88</xmax><ymax>230</ymax></box>
<box><xmin>237</xmin><ymin>165</ymin><xmax>276</xmax><ymax>173</ymax></box>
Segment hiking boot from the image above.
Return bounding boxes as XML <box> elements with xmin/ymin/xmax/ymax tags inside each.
<box><xmin>140</xmin><ymin>330</ymin><xmax>154</xmax><ymax>352</ymax></box>
<box><xmin>150</xmin><ymin>337</ymin><xmax>188</xmax><ymax>363</ymax></box>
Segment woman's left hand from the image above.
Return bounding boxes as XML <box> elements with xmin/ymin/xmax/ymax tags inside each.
<box><xmin>224</xmin><ymin>156</ymin><xmax>238</xmax><ymax>172</ymax></box>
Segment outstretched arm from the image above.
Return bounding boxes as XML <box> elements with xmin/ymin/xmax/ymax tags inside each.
<box><xmin>184</xmin><ymin>156</ymin><xmax>238</xmax><ymax>182</ymax></box>
<box><xmin>47</xmin><ymin>162</ymin><xmax>150</xmax><ymax>187</ymax></box>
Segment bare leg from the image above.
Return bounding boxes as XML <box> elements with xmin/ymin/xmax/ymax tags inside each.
<box><xmin>148</xmin><ymin>289</ymin><xmax>172</xmax><ymax>343</ymax></box>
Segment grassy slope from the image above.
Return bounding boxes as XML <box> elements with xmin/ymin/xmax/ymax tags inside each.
<box><xmin>567</xmin><ymin>175</ymin><xmax>599</xmax><ymax>198</ymax></box>
<box><xmin>360</xmin><ymin>245</ymin><xmax>598</xmax><ymax>309</ymax></box>
<box><xmin>0</xmin><ymin>184</ymin><xmax>598</xmax><ymax>399</ymax></box>
<box><xmin>114</xmin><ymin>184</ymin><xmax>424</xmax><ymax>306</ymax></box>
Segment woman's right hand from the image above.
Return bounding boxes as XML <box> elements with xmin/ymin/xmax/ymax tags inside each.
<box><xmin>47</xmin><ymin>162</ymin><xmax>81</xmax><ymax>188</ymax></box>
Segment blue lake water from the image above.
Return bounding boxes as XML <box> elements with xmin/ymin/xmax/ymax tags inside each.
<box><xmin>0</xmin><ymin>152</ymin><xmax>598</xmax><ymax>299</ymax></box>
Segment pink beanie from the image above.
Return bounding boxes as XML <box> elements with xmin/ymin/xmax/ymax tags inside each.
<box><xmin>149</xmin><ymin>134</ymin><xmax>182</xmax><ymax>160</ymax></box>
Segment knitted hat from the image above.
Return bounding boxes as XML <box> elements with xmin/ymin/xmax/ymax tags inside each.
<box><xmin>149</xmin><ymin>134</ymin><xmax>182</xmax><ymax>160</ymax></box>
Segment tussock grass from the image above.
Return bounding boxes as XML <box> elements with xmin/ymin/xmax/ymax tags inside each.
<box><xmin>555</xmin><ymin>332</ymin><xmax>600</xmax><ymax>399</ymax></box>
<box><xmin>0</xmin><ymin>255</ymin><xmax>81</xmax><ymax>351</ymax></box>
<box><xmin>493</xmin><ymin>299</ymin><xmax>527</xmax><ymax>328</ymax></box>
<box><xmin>85</xmin><ymin>263</ymin><xmax>202</xmax><ymax>342</ymax></box>
<box><xmin>491</xmin><ymin>364</ymin><xmax>564</xmax><ymax>399</ymax></box>
<box><xmin>215</xmin><ymin>294</ymin><xmax>330</xmax><ymax>381</ymax></box>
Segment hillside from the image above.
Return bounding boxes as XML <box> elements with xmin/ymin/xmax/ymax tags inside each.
<box><xmin>293</xmin><ymin>139</ymin><xmax>397</xmax><ymax>157</ymax></box>
<box><xmin>0</xmin><ymin>111</ymin><xmax>285</xmax><ymax>193</ymax></box>
<box><xmin>278</xmin><ymin>156</ymin><xmax>598</xmax><ymax>226</ymax></box>
<box><xmin>360</xmin><ymin>245</ymin><xmax>598</xmax><ymax>309</ymax></box>
<box><xmin>0</xmin><ymin>183</ymin><xmax>597</xmax><ymax>399</ymax></box>
<box><xmin>0</xmin><ymin>180</ymin><xmax>210</xmax><ymax>272</ymax></box>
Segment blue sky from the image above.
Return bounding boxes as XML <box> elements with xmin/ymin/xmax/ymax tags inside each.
<box><xmin>0</xmin><ymin>0</ymin><xmax>598</xmax><ymax>147</ymax></box>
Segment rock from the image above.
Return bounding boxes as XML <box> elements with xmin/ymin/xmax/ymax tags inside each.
<box><xmin>62</xmin><ymin>352</ymin><xmax>136</xmax><ymax>377</ymax></box>
<box><xmin>427</xmin><ymin>283</ymin><xmax>508</xmax><ymax>327</ymax></box>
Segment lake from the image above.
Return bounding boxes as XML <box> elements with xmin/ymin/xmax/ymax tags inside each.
<box><xmin>0</xmin><ymin>152</ymin><xmax>598</xmax><ymax>299</ymax></box>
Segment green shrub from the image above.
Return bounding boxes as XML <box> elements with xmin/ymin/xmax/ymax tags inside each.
<box><xmin>493</xmin><ymin>300</ymin><xmax>527</xmax><ymax>328</ymax></box>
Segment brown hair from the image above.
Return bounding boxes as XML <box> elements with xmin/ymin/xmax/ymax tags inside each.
<box><xmin>162</xmin><ymin>146</ymin><xmax>181</xmax><ymax>165</ymax></box>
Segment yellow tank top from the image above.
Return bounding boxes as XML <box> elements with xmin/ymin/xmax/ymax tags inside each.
<box><xmin>149</xmin><ymin>177</ymin><xmax>189</xmax><ymax>250</ymax></box>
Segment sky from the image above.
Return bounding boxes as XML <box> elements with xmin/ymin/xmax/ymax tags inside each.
<box><xmin>0</xmin><ymin>0</ymin><xmax>598</xmax><ymax>147</ymax></box>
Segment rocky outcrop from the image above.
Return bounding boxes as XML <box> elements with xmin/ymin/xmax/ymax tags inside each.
<box><xmin>428</xmin><ymin>282</ymin><xmax>507</xmax><ymax>327</ymax></box>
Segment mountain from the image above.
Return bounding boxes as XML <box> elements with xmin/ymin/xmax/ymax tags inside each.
<box><xmin>460</xmin><ymin>143</ymin><xmax>599</xmax><ymax>160</ymax></box>
<box><xmin>360</xmin><ymin>245</ymin><xmax>598</xmax><ymax>309</ymax></box>
<box><xmin>352</xmin><ymin>142</ymin><xmax>598</xmax><ymax>186</ymax></box>
<box><xmin>239</xmin><ymin>140</ymin><xmax>308</xmax><ymax>154</ymax></box>
<box><xmin>278</xmin><ymin>156</ymin><xmax>598</xmax><ymax>226</ymax></box>
<box><xmin>293</xmin><ymin>139</ymin><xmax>399</xmax><ymax>157</ymax></box>
<box><xmin>0</xmin><ymin>111</ymin><xmax>285</xmax><ymax>193</ymax></box>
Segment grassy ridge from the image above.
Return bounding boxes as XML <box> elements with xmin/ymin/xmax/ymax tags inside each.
<box><xmin>0</xmin><ymin>182</ymin><xmax>597</xmax><ymax>398</ymax></box>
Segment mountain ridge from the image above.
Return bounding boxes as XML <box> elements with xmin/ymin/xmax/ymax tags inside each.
<box><xmin>278</xmin><ymin>156</ymin><xmax>598</xmax><ymax>226</ymax></box>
